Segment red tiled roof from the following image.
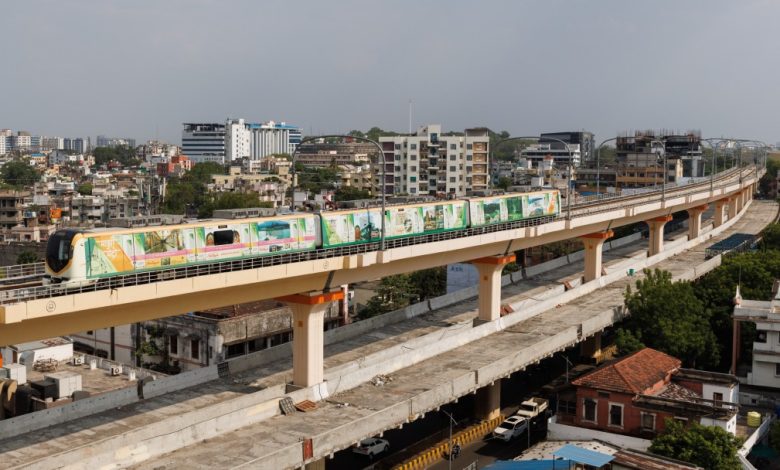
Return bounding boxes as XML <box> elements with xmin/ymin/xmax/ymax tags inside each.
<box><xmin>572</xmin><ymin>348</ymin><xmax>681</xmax><ymax>394</ymax></box>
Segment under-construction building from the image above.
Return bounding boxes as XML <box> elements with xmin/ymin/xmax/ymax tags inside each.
<box><xmin>615</xmin><ymin>130</ymin><xmax>704</xmax><ymax>182</ymax></box>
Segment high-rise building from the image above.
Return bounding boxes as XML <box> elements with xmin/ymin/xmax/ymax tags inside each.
<box><xmin>63</xmin><ymin>137</ymin><xmax>88</xmax><ymax>154</ymax></box>
<box><xmin>225</xmin><ymin>119</ymin><xmax>252</xmax><ymax>161</ymax></box>
<box><xmin>225</xmin><ymin>118</ymin><xmax>302</xmax><ymax>162</ymax></box>
<box><xmin>181</xmin><ymin>123</ymin><xmax>226</xmax><ymax>164</ymax></box>
<box><xmin>380</xmin><ymin>125</ymin><xmax>489</xmax><ymax>197</ymax></box>
<box><xmin>12</xmin><ymin>132</ymin><xmax>31</xmax><ymax>150</ymax></box>
<box><xmin>96</xmin><ymin>135</ymin><xmax>136</xmax><ymax>148</ymax></box>
<box><xmin>42</xmin><ymin>137</ymin><xmax>65</xmax><ymax>151</ymax></box>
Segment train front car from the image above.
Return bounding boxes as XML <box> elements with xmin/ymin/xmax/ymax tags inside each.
<box><xmin>44</xmin><ymin>229</ymin><xmax>87</xmax><ymax>285</ymax></box>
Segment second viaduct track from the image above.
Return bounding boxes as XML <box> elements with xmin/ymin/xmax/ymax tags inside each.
<box><xmin>0</xmin><ymin>166</ymin><xmax>761</xmax><ymax>345</ymax></box>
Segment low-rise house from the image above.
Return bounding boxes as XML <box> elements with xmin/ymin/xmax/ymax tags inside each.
<box><xmin>558</xmin><ymin>348</ymin><xmax>739</xmax><ymax>438</ymax></box>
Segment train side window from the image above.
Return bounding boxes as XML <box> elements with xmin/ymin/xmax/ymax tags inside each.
<box><xmin>213</xmin><ymin>230</ymin><xmax>234</xmax><ymax>245</ymax></box>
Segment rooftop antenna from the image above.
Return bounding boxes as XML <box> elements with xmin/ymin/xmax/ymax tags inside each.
<box><xmin>408</xmin><ymin>99</ymin><xmax>412</xmax><ymax>135</ymax></box>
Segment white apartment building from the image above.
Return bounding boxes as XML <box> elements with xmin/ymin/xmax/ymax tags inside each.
<box><xmin>734</xmin><ymin>283</ymin><xmax>780</xmax><ymax>389</ymax></box>
<box><xmin>225</xmin><ymin>118</ymin><xmax>252</xmax><ymax>161</ymax></box>
<box><xmin>225</xmin><ymin>118</ymin><xmax>302</xmax><ymax>162</ymax></box>
<box><xmin>181</xmin><ymin>123</ymin><xmax>226</xmax><ymax>164</ymax></box>
<box><xmin>0</xmin><ymin>137</ymin><xmax>6</xmax><ymax>156</ymax></box>
<box><xmin>380</xmin><ymin>124</ymin><xmax>489</xmax><ymax>196</ymax></box>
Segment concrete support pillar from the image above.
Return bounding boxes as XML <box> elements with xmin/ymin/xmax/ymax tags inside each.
<box><xmin>714</xmin><ymin>200</ymin><xmax>727</xmax><ymax>227</ymax></box>
<box><xmin>728</xmin><ymin>195</ymin><xmax>738</xmax><ymax>220</ymax></box>
<box><xmin>686</xmin><ymin>205</ymin><xmax>708</xmax><ymax>240</ymax></box>
<box><xmin>475</xmin><ymin>382</ymin><xmax>501</xmax><ymax>421</ymax></box>
<box><xmin>646</xmin><ymin>215</ymin><xmax>672</xmax><ymax>257</ymax></box>
<box><xmin>580</xmin><ymin>230</ymin><xmax>614</xmax><ymax>283</ymax></box>
<box><xmin>278</xmin><ymin>291</ymin><xmax>344</xmax><ymax>388</ymax></box>
<box><xmin>580</xmin><ymin>331</ymin><xmax>602</xmax><ymax>361</ymax></box>
<box><xmin>305</xmin><ymin>458</ymin><xmax>325</xmax><ymax>470</ymax></box>
<box><xmin>471</xmin><ymin>254</ymin><xmax>516</xmax><ymax>322</ymax></box>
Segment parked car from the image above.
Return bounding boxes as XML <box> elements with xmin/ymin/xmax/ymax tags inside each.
<box><xmin>352</xmin><ymin>438</ymin><xmax>390</xmax><ymax>458</ymax></box>
<box><xmin>492</xmin><ymin>415</ymin><xmax>528</xmax><ymax>441</ymax></box>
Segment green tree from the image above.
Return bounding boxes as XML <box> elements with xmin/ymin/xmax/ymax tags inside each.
<box><xmin>186</xmin><ymin>161</ymin><xmax>225</xmax><ymax>184</ymax></box>
<box><xmin>650</xmin><ymin>419</ymin><xmax>741</xmax><ymax>470</ymax></box>
<box><xmin>359</xmin><ymin>274</ymin><xmax>416</xmax><ymax>319</ymax></box>
<box><xmin>16</xmin><ymin>250</ymin><xmax>39</xmax><ymax>264</ymax></box>
<box><xmin>769</xmin><ymin>420</ymin><xmax>780</xmax><ymax>452</ymax></box>
<box><xmin>760</xmin><ymin>223</ymin><xmax>780</xmax><ymax>250</ymax></box>
<box><xmin>198</xmin><ymin>191</ymin><xmax>266</xmax><ymax>218</ymax></box>
<box><xmin>497</xmin><ymin>176</ymin><xmax>512</xmax><ymax>191</ymax></box>
<box><xmin>92</xmin><ymin>146</ymin><xmax>139</xmax><ymax>166</ymax></box>
<box><xmin>409</xmin><ymin>267</ymin><xmax>447</xmax><ymax>300</ymax></box>
<box><xmin>77</xmin><ymin>183</ymin><xmax>93</xmax><ymax>195</ymax></box>
<box><xmin>335</xmin><ymin>187</ymin><xmax>371</xmax><ymax>202</ymax></box>
<box><xmin>0</xmin><ymin>160</ymin><xmax>40</xmax><ymax>188</ymax></box>
<box><xmin>623</xmin><ymin>269</ymin><xmax>719</xmax><ymax>368</ymax></box>
<box><xmin>614</xmin><ymin>328</ymin><xmax>645</xmax><ymax>355</ymax></box>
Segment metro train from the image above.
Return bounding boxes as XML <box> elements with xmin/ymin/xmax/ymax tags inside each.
<box><xmin>44</xmin><ymin>190</ymin><xmax>560</xmax><ymax>286</ymax></box>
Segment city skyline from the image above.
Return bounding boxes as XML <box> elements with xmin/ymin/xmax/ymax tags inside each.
<box><xmin>3</xmin><ymin>1</ymin><xmax>779</xmax><ymax>145</ymax></box>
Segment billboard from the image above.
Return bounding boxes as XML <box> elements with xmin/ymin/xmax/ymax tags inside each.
<box><xmin>321</xmin><ymin>210</ymin><xmax>380</xmax><ymax>247</ymax></box>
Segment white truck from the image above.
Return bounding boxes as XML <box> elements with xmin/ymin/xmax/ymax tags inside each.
<box><xmin>516</xmin><ymin>397</ymin><xmax>549</xmax><ymax>420</ymax></box>
<box><xmin>492</xmin><ymin>415</ymin><xmax>528</xmax><ymax>442</ymax></box>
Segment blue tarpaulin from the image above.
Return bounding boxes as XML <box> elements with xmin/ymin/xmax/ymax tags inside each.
<box><xmin>483</xmin><ymin>460</ymin><xmax>574</xmax><ymax>470</ymax></box>
<box><xmin>552</xmin><ymin>444</ymin><xmax>614</xmax><ymax>467</ymax></box>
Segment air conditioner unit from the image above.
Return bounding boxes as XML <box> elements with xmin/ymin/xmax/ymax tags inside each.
<box><xmin>71</xmin><ymin>356</ymin><xmax>84</xmax><ymax>366</ymax></box>
<box><xmin>109</xmin><ymin>366</ymin><xmax>122</xmax><ymax>376</ymax></box>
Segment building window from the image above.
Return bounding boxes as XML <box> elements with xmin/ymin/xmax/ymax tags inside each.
<box><xmin>450</xmin><ymin>155</ymin><xmax>456</xmax><ymax>161</ymax></box>
<box><xmin>559</xmin><ymin>399</ymin><xmax>576</xmax><ymax>415</ymax></box>
<box><xmin>411</xmin><ymin>154</ymin><xmax>417</xmax><ymax>160</ymax></box>
<box><xmin>467</xmin><ymin>143</ymin><xmax>473</xmax><ymax>150</ymax></box>
<box><xmin>641</xmin><ymin>412</ymin><xmax>656</xmax><ymax>431</ymax></box>
<box><xmin>411</xmin><ymin>166</ymin><xmax>417</xmax><ymax>172</ymax></box>
<box><xmin>395</xmin><ymin>144</ymin><xmax>401</xmax><ymax>150</ymax></box>
<box><xmin>583</xmin><ymin>398</ymin><xmax>597</xmax><ymax>422</ymax></box>
<box><xmin>191</xmin><ymin>338</ymin><xmax>200</xmax><ymax>360</ymax></box>
<box><xmin>449</xmin><ymin>177</ymin><xmax>456</xmax><ymax>183</ymax></box>
<box><xmin>410</xmin><ymin>176</ymin><xmax>417</xmax><ymax>182</ymax></box>
<box><xmin>713</xmin><ymin>392</ymin><xmax>723</xmax><ymax>402</ymax></box>
<box><xmin>467</xmin><ymin>155</ymin><xmax>473</xmax><ymax>161</ymax></box>
<box><xmin>410</xmin><ymin>144</ymin><xmax>417</xmax><ymax>150</ymax></box>
<box><xmin>609</xmin><ymin>403</ymin><xmax>623</xmax><ymax>428</ymax></box>
<box><xmin>775</xmin><ymin>363</ymin><xmax>780</xmax><ymax>376</ymax></box>
<box><xmin>170</xmin><ymin>335</ymin><xmax>178</xmax><ymax>355</ymax></box>
<box><xmin>450</xmin><ymin>143</ymin><xmax>456</xmax><ymax>150</ymax></box>
<box><xmin>394</xmin><ymin>154</ymin><xmax>400</xmax><ymax>161</ymax></box>
<box><xmin>757</xmin><ymin>331</ymin><xmax>767</xmax><ymax>343</ymax></box>
<box><xmin>449</xmin><ymin>166</ymin><xmax>456</xmax><ymax>172</ymax></box>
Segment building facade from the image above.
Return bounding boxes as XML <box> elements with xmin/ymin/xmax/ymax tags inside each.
<box><xmin>733</xmin><ymin>282</ymin><xmax>780</xmax><ymax>388</ymax></box>
<box><xmin>225</xmin><ymin>118</ymin><xmax>302</xmax><ymax>162</ymax></box>
<box><xmin>96</xmin><ymin>135</ymin><xmax>136</xmax><ymax>148</ymax></box>
<box><xmin>561</xmin><ymin>348</ymin><xmax>739</xmax><ymax>439</ymax></box>
<box><xmin>380</xmin><ymin>125</ymin><xmax>489</xmax><ymax>197</ymax></box>
<box><xmin>181</xmin><ymin>123</ymin><xmax>226</xmax><ymax>164</ymax></box>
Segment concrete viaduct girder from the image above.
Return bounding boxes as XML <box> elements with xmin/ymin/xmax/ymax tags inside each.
<box><xmin>0</xmin><ymin>170</ymin><xmax>760</xmax><ymax>346</ymax></box>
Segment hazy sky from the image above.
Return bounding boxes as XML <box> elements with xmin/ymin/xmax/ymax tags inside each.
<box><xmin>3</xmin><ymin>0</ymin><xmax>779</xmax><ymax>145</ymax></box>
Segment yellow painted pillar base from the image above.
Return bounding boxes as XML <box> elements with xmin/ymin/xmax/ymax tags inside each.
<box><xmin>580</xmin><ymin>331</ymin><xmax>602</xmax><ymax>361</ymax></box>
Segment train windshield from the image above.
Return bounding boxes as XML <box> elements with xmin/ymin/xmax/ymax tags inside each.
<box><xmin>46</xmin><ymin>230</ymin><xmax>78</xmax><ymax>273</ymax></box>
